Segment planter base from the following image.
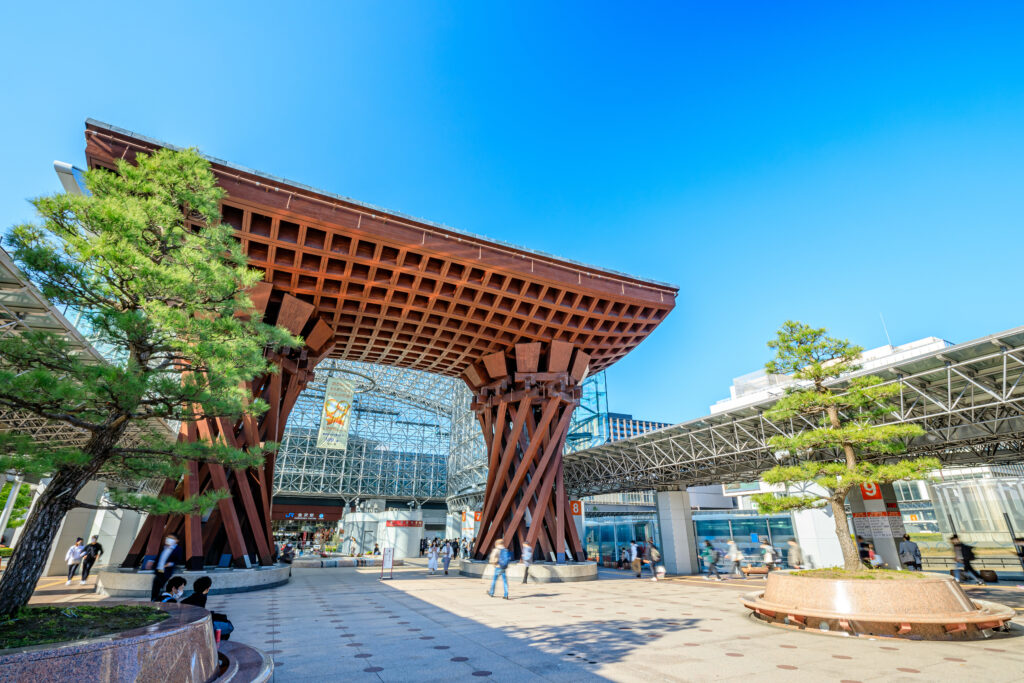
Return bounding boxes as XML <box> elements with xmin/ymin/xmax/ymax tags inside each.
<box><xmin>0</xmin><ymin>602</ymin><xmax>272</xmax><ymax>682</ymax></box>
<box><xmin>741</xmin><ymin>572</ymin><xmax>1015</xmax><ymax>641</ymax></box>
<box><xmin>458</xmin><ymin>559</ymin><xmax>597</xmax><ymax>583</ymax></box>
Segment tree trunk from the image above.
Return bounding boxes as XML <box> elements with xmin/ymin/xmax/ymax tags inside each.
<box><xmin>0</xmin><ymin>419</ymin><xmax>127</xmax><ymax>617</ymax></box>
<box><xmin>0</xmin><ymin>466</ymin><xmax>93</xmax><ymax>615</ymax></box>
<box><xmin>829</xmin><ymin>490</ymin><xmax>862</xmax><ymax>571</ymax></box>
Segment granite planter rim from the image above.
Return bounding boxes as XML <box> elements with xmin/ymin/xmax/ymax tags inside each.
<box><xmin>740</xmin><ymin>572</ymin><xmax>1015</xmax><ymax>639</ymax></box>
<box><xmin>0</xmin><ymin>602</ymin><xmax>208</xmax><ymax>661</ymax></box>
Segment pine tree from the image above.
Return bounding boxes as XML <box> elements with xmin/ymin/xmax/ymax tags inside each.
<box><xmin>0</xmin><ymin>148</ymin><xmax>297</xmax><ymax>616</ymax></box>
<box><xmin>752</xmin><ymin>321</ymin><xmax>936</xmax><ymax>571</ymax></box>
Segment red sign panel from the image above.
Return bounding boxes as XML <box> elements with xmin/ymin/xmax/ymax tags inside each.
<box><xmin>385</xmin><ymin>520</ymin><xmax>423</xmax><ymax>527</ymax></box>
<box><xmin>570</xmin><ymin>500</ymin><xmax>583</xmax><ymax>516</ymax></box>
<box><xmin>859</xmin><ymin>483</ymin><xmax>883</xmax><ymax>500</ymax></box>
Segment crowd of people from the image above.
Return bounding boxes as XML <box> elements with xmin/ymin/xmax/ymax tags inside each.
<box><xmin>420</xmin><ymin>537</ymin><xmax>466</xmax><ymax>575</ymax></box>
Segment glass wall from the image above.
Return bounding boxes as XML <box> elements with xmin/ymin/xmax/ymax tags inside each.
<box><xmin>693</xmin><ymin>511</ymin><xmax>796</xmax><ymax>568</ymax></box>
<box><xmin>584</xmin><ymin>515</ymin><xmax>659</xmax><ymax>564</ymax></box>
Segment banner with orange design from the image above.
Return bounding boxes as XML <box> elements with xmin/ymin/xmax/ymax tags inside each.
<box><xmin>316</xmin><ymin>377</ymin><xmax>355</xmax><ymax>449</ymax></box>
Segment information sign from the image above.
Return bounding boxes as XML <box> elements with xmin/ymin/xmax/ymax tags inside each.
<box><xmin>380</xmin><ymin>547</ymin><xmax>394</xmax><ymax>580</ymax></box>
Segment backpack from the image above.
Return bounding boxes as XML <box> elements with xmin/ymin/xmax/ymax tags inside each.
<box><xmin>498</xmin><ymin>548</ymin><xmax>512</xmax><ymax>569</ymax></box>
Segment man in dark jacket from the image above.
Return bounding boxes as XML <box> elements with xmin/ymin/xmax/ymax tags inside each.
<box><xmin>81</xmin><ymin>535</ymin><xmax>104</xmax><ymax>583</ymax></box>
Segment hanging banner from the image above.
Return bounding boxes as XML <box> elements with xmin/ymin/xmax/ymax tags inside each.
<box><xmin>316</xmin><ymin>377</ymin><xmax>355</xmax><ymax>449</ymax></box>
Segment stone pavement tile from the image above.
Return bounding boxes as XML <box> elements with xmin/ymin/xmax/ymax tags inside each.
<box><xmin>26</xmin><ymin>562</ymin><xmax>1024</xmax><ymax>682</ymax></box>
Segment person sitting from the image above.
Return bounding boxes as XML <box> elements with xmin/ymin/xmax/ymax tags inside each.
<box><xmin>160</xmin><ymin>576</ymin><xmax>188</xmax><ymax>603</ymax></box>
<box><xmin>280</xmin><ymin>542</ymin><xmax>295</xmax><ymax>564</ymax></box>
<box><xmin>181</xmin><ymin>575</ymin><xmax>234</xmax><ymax>640</ymax></box>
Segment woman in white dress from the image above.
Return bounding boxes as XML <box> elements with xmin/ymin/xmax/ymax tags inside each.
<box><xmin>427</xmin><ymin>541</ymin><xmax>439</xmax><ymax>575</ymax></box>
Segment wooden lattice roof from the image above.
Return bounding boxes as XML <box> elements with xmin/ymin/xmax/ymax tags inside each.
<box><xmin>83</xmin><ymin>120</ymin><xmax>677</xmax><ymax>378</ymax></box>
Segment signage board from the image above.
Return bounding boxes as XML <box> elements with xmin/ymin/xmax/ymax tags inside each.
<box><xmin>385</xmin><ymin>520</ymin><xmax>423</xmax><ymax>527</ymax></box>
<box><xmin>859</xmin><ymin>483</ymin><xmax>883</xmax><ymax>500</ymax></box>
<box><xmin>316</xmin><ymin>377</ymin><xmax>355</xmax><ymax>449</ymax></box>
<box><xmin>380</xmin><ymin>547</ymin><xmax>395</xmax><ymax>580</ymax></box>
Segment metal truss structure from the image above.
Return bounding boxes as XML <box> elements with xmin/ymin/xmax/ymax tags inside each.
<box><xmin>0</xmin><ymin>247</ymin><xmax>171</xmax><ymax>460</ymax></box>
<box><xmin>274</xmin><ymin>359</ymin><xmax>459</xmax><ymax>501</ymax></box>
<box><xmin>565</xmin><ymin>326</ymin><xmax>1024</xmax><ymax>497</ymax></box>
<box><xmin>445</xmin><ymin>381</ymin><xmax>488</xmax><ymax>512</ymax></box>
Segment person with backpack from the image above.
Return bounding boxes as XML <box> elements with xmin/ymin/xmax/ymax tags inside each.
<box><xmin>80</xmin><ymin>535</ymin><xmax>104</xmax><ymax>584</ymax></box>
<box><xmin>701</xmin><ymin>540</ymin><xmax>722</xmax><ymax>581</ymax></box>
<box><xmin>951</xmin><ymin>535</ymin><xmax>984</xmax><ymax>584</ymax></box>
<box><xmin>487</xmin><ymin>539</ymin><xmax>510</xmax><ymax>599</ymax></box>
<box><xmin>646</xmin><ymin>543</ymin><xmax>663</xmax><ymax>581</ymax></box>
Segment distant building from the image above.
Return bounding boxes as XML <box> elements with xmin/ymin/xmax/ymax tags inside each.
<box><xmin>710</xmin><ymin>336</ymin><xmax>953</xmax><ymax>414</ymax></box>
<box><xmin>606</xmin><ymin>413</ymin><xmax>673</xmax><ymax>441</ymax></box>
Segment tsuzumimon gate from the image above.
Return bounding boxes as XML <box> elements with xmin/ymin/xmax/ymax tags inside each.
<box><xmin>81</xmin><ymin>120</ymin><xmax>676</xmax><ymax>567</ymax></box>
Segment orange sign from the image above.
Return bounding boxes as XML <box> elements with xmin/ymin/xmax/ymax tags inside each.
<box><xmin>461</xmin><ymin>511</ymin><xmax>467</xmax><ymax>522</ymax></box>
<box><xmin>570</xmin><ymin>500</ymin><xmax>583</xmax><ymax>516</ymax></box>
<box><xmin>474</xmin><ymin>511</ymin><xmax>482</xmax><ymax>522</ymax></box>
<box><xmin>860</xmin><ymin>483</ymin><xmax>883</xmax><ymax>500</ymax></box>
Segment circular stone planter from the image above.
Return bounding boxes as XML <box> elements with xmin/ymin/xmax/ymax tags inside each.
<box><xmin>741</xmin><ymin>571</ymin><xmax>1015</xmax><ymax>640</ymax></box>
<box><xmin>97</xmin><ymin>565</ymin><xmax>290</xmax><ymax>599</ymax></box>
<box><xmin>291</xmin><ymin>556</ymin><xmax>405</xmax><ymax>568</ymax></box>
<box><xmin>458</xmin><ymin>559</ymin><xmax>597</xmax><ymax>583</ymax></box>
<box><xmin>0</xmin><ymin>602</ymin><xmax>270</xmax><ymax>682</ymax></box>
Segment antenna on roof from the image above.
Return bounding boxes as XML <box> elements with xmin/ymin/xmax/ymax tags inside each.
<box><xmin>879</xmin><ymin>313</ymin><xmax>893</xmax><ymax>347</ymax></box>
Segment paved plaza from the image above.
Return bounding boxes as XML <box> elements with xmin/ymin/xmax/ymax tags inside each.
<box><xmin>17</xmin><ymin>560</ymin><xmax>1024</xmax><ymax>681</ymax></box>
<box><xmin>191</xmin><ymin>561</ymin><xmax>1024</xmax><ymax>682</ymax></box>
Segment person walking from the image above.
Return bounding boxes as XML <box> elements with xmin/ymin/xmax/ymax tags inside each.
<box><xmin>786</xmin><ymin>539</ymin><xmax>804</xmax><ymax>570</ymax></box>
<box><xmin>618</xmin><ymin>546</ymin><xmax>628</xmax><ymax>570</ymax></box>
<box><xmin>487</xmin><ymin>539</ymin><xmax>510</xmax><ymax>599</ymax></box>
<box><xmin>629</xmin><ymin>540</ymin><xmax>641</xmax><ymax>578</ymax></box>
<box><xmin>760</xmin><ymin>540</ymin><xmax>777</xmax><ymax>572</ymax></box>
<box><xmin>726</xmin><ymin>539</ymin><xmax>746</xmax><ymax>579</ymax></box>
<box><xmin>521</xmin><ymin>542</ymin><xmax>534</xmax><ymax>584</ymax></box>
<box><xmin>951</xmin><ymin>535</ymin><xmax>984</xmax><ymax>584</ymax></box>
<box><xmin>427</xmin><ymin>541</ymin><xmax>440</xmax><ymax>575</ymax></box>
<box><xmin>80</xmin><ymin>535</ymin><xmax>104</xmax><ymax>584</ymax></box>
<box><xmin>441</xmin><ymin>540</ymin><xmax>453</xmax><ymax>575</ymax></box>
<box><xmin>898</xmin><ymin>534</ymin><xmax>922</xmax><ymax>571</ymax></box>
<box><xmin>150</xmin><ymin>534</ymin><xmax>181</xmax><ymax>601</ymax></box>
<box><xmin>646</xmin><ymin>543</ymin><xmax>663</xmax><ymax>581</ymax></box>
<box><xmin>64</xmin><ymin>538</ymin><xmax>87</xmax><ymax>585</ymax></box>
<box><xmin>856</xmin><ymin>535</ymin><xmax>871</xmax><ymax>567</ymax></box>
<box><xmin>701</xmin><ymin>540</ymin><xmax>722</xmax><ymax>581</ymax></box>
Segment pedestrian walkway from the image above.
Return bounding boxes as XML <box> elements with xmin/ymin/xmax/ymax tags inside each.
<box><xmin>19</xmin><ymin>561</ymin><xmax>1024</xmax><ymax>681</ymax></box>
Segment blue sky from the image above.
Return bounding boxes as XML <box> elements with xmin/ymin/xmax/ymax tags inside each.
<box><xmin>2</xmin><ymin>3</ymin><xmax>1024</xmax><ymax>422</ymax></box>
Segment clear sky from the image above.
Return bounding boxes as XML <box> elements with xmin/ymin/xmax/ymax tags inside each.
<box><xmin>2</xmin><ymin>3</ymin><xmax>1023</xmax><ymax>423</ymax></box>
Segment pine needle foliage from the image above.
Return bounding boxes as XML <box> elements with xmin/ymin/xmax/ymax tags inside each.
<box><xmin>0</xmin><ymin>148</ymin><xmax>298</xmax><ymax>615</ymax></box>
<box><xmin>752</xmin><ymin>321</ymin><xmax>934</xmax><ymax>570</ymax></box>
